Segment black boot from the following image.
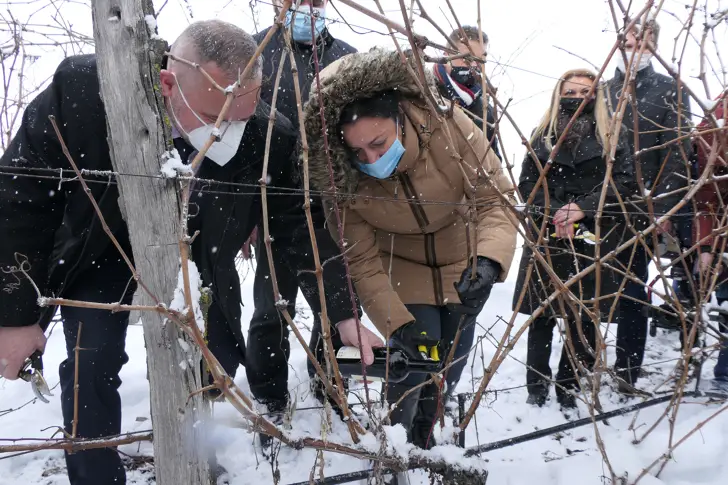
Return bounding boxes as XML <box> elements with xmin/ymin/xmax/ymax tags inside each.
<box><xmin>311</xmin><ymin>375</ymin><xmax>350</xmax><ymax>422</ymax></box>
<box><xmin>258</xmin><ymin>400</ymin><xmax>286</xmax><ymax>459</ymax></box>
<box><xmin>526</xmin><ymin>380</ymin><xmax>549</xmax><ymax>407</ymax></box>
<box><xmin>556</xmin><ymin>388</ymin><xmax>578</xmax><ymax>420</ymax></box>
<box><xmin>526</xmin><ymin>316</ymin><xmax>556</xmax><ymax>404</ymax></box>
<box><xmin>556</xmin><ymin>390</ymin><xmax>577</xmax><ymax>410</ymax></box>
<box><xmin>387</xmin><ymin>382</ymin><xmax>422</xmax><ymax>444</ymax></box>
<box><xmin>410</xmin><ymin>381</ymin><xmax>442</xmax><ymax>449</ymax></box>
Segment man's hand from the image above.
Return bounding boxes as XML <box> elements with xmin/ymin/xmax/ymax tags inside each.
<box><xmin>336</xmin><ymin>318</ymin><xmax>384</xmax><ymax>366</ymax></box>
<box><xmin>698</xmin><ymin>251</ymin><xmax>714</xmax><ymax>273</ymax></box>
<box><xmin>553</xmin><ymin>203</ymin><xmax>585</xmax><ymax>239</ymax></box>
<box><xmin>0</xmin><ymin>324</ymin><xmax>46</xmax><ymax>380</ymax></box>
<box><xmin>241</xmin><ymin>226</ymin><xmax>259</xmax><ymax>260</ymax></box>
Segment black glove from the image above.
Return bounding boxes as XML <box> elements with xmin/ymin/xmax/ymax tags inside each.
<box><xmin>390</xmin><ymin>321</ymin><xmax>440</xmax><ymax>361</ymax></box>
<box><xmin>454</xmin><ymin>256</ymin><xmax>501</xmax><ymax>315</ymax></box>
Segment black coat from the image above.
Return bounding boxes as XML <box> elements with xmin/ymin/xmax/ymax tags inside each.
<box><xmin>254</xmin><ymin>27</ymin><xmax>356</xmax><ymax>129</ymax></box>
<box><xmin>435</xmin><ymin>80</ymin><xmax>502</xmax><ymax>160</ymax></box>
<box><xmin>0</xmin><ymin>55</ymin><xmax>357</xmax><ymax>368</ymax></box>
<box><xmin>512</xmin><ymin>119</ymin><xmax>636</xmax><ymax>318</ymax></box>
<box><xmin>607</xmin><ymin>64</ymin><xmax>693</xmax><ymax>223</ymax></box>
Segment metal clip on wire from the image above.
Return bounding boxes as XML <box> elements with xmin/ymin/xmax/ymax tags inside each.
<box><xmin>17</xmin><ymin>350</ymin><xmax>53</xmax><ymax>404</ymax></box>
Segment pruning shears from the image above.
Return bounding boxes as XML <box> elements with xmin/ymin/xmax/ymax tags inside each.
<box><xmin>18</xmin><ymin>350</ymin><xmax>53</xmax><ymax>403</ymax></box>
<box><xmin>550</xmin><ymin>223</ymin><xmax>598</xmax><ymax>244</ymax></box>
<box><xmin>417</xmin><ymin>333</ymin><xmax>440</xmax><ymax>362</ymax></box>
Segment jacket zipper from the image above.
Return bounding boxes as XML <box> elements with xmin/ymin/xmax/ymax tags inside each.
<box><xmin>396</xmin><ymin>173</ymin><xmax>444</xmax><ymax>305</ymax></box>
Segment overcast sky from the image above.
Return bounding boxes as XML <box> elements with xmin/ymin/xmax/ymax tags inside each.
<box><xmin>156</xmin><ymin>0</ymin><xmax>727</xmax><ymax>163</ymax></box>
<box><xmin>5</xmin><ymin>0</ymin><xmax>726</xmax><ymax>167</ymax></box>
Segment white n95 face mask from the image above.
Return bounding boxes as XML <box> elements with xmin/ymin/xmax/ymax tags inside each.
<box><xmin>616</xmin><ymin>51</ymin><xmax>653</xmax><ymax>74</ymax></box>
<box><xmin>170</xmin><ymin>73</ymin><xmax>248</xmax><ymax>167</ymax></box>
<box><xmin>186</xmin><ymin>121</ymin><xmax>247</xmax><ymax>167</ymax></box>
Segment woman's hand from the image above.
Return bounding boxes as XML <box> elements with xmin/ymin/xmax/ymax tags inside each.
<box><xmin>336</xmin><ymin>318</ymin><xmax>384</xmax><ymax>365</ymax></box>
<box><xmin>553</xmin><ymin>203</ymin><xmax>585</xmax><ymax>239</ymax></box>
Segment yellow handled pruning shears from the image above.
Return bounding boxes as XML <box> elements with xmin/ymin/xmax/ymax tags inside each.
<box><xmin>18</xmin><ymin>350</ymin><xmax>53</xmax><ymax>404</ymax></box>
<box><xmin>550</xmin><ymin>223</ymin><xmax>598</xmax><ymax>244</ymax></box>
<box><xmin>417</xmin><ymin>332</ymin><xmax>440</xmax><ymax>361</ymax></box>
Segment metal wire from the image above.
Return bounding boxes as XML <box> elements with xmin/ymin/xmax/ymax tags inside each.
<box><xmin>0</xmin><ymin>165</ymin><xmax>704</xmax><ymax>217</ymax></box>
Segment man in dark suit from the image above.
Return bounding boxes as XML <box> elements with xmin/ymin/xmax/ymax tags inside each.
<box><xmin>245</xmin><ymin>0</ymin><xmax>361</xmax><ymax>418</ymax></box>
<box><xmin>432</xmin><ymin>25</ymin><xmax>501</xmax><ymax>159</ymax></box>
<box><xmin>0</xmin><ymin>19</ymin><xmax>378</xmax><ymax>484</ymax></box>
<box><xmin>607</xmin><ymin>19</ymin><xmax>693</xmax><ymax>389</ymax></box>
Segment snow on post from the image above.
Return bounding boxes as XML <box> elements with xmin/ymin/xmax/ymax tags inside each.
<box><xmin>170</xmin><ymin>259</ymin><xmax>206</xmax><ymax>331</ymax></box>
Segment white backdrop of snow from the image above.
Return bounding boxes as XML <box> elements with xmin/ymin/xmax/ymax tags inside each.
<box><xmin>2</xmin><ymin>268</ymin><xmax>728</xmax><ymax>485</ymax></box>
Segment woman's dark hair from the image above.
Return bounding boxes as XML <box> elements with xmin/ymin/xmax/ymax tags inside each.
<box><xmin>339</xmin><ymin>90</ymin><xmax>402</xmax><ymax>128</ymax></box>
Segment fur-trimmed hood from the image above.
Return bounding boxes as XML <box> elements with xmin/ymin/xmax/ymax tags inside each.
<box><xmin>303</xmin><ymin>48</ymin><xmax>437</xmax><ymax>196</ymax></box>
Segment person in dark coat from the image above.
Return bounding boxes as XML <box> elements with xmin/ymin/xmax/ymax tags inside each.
<box><xmin>691</xmin><ymin>90</ymin><xmax>728</xmax><ymax>393</ymax></box>
<box><xmin>246</xmin><ymin>0</ymin><xmax>359</xmax><ymax>416</ymax></box>
<box><xmin>255</xmin><ymin>0</ymin><xmax>356</xmax><ymax>129</ymax></box>
<box><xmin>606</xmin><ymin>19</ymin><xmax>693</xmax><ymax>388</ymax></box>
<box><xmin>513</xmin><ymin>68</ymin><xmax>636</xmax><ymax>411</ymax></box>
<box><xmin>0</xmin><ymin>20</ymin><xmax>378</xmax><ymax>485</ymax></box>
<box><xmin>432</xmin><ymin>25</ymin><xmax>501</xmax><ymax>160</ymax></box>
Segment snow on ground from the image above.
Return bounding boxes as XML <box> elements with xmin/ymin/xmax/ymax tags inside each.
<box><xmin>1</xmin><ymin>263</ymin><xmax>727</xmax><ymax>485</ymax></box>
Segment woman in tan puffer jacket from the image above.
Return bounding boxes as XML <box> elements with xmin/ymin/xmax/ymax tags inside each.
<box><xmin>304</xmin><ymin>48</ymin><xmax>517</xmax><ymax>448</ymax></box>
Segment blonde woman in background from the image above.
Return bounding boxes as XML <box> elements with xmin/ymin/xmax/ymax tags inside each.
<box><xmin>512</xmin><ymin>69</ymin><xmax>636</xmax><ymax>412</ymax></box>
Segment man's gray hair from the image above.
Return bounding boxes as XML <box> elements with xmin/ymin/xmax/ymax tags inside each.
<box><xmin>634</xmin><ymin>18</ymin><xmax>660</xmax><ymax>45</ymax></box>
<box><xmin>175</xmin><ymin>19</ymin><xmax>261</xmax><ymax>81</ymax></box>
<box><xmin>449</xmin><ymin>25</ymin><xmax>489</xmax><ymax>46</ymax></box>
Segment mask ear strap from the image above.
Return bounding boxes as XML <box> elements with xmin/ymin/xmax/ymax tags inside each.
<box><xmin>169</xmin><ymin>98</ymin><xmax>190</xmax><ymax>138</ymax></box>
<box><xmin>174</xmin><ymin>73</ymin><xmax>207</xmax><ymax>126</ymax></box>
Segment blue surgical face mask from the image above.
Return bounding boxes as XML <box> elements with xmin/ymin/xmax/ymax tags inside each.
<box><xmin>286</xmin><ymin>5</ymin><xmax>326</xmax><ymax>44</ymax></box>
<box><xmin>357</xmin><ymin>122</ymin><xmax>405</xmax><ymax>179</ymax></box>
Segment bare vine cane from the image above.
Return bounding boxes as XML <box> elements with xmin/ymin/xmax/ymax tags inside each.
<box><xmin>608</xmin><ymin>2</ymin><xmax>726</xmax><ymax>464</ymax></box>
<box><xmin>48</xmin><ymin>112</ymin><xmax>286</xmax><ymax>459</ymax></box>
<box><xmin>0</xmin><ymin>431</ymin><xmax>153</xmax><ymax>455</ymax></box>
<box><xmin>304</xmin><ymin>9</ymin><xmax>374</xmax><ymax>414</ymax></box>
<box><xmin>335</xmin><ymin>0</ymin><xmax>454</xmax><ymax>54</ymax></box>
<box><xmin>304</xmin><ymin>17</ymin><xmax>376</xmax><ymax>414</ymax></box>
<box><xmin>255</xmin><ymin>2</ymin><xmax>365</xmax><ymax>441</ymax></box>
<box><xmin>48</xmin><ymin>116</ymin><xmax>158</xmax><ymax>304</ymax></box>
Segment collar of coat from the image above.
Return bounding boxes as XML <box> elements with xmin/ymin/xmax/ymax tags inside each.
<box><xmin>304</xmin><ymin>48</ymin><xmax>446</xmax><ymax>198</ymax></box>
<box><xmin>612</xmin><ymin>62</ymin><xmax>656</xmax><ymax>83</ymax></box>
<box><xmin>533</xmin><ymin>124</ymin><xmax>605</xmax><ymax>167</ymax></box>
<box><xmin>432</xmin><ymin>63</ymin><xmax>481</xmax><ymax>108</ymax></box>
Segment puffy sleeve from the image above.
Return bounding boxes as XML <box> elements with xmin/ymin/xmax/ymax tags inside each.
<box><xmin>452</xmin><ymin>107</ymin><xmax>518</xmax><ymax>281</ymax></box>
<box><xmin>324</xmin><ymin>200</ymin><xmax>413</xmax><ymax>335</ymax></box>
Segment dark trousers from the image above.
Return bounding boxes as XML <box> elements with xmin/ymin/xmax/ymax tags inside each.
<box><xmin>386</xmin><ymin>304</ymin><xmax>476</xmax><ymax>447</ymax></box>
<box><xmin>59</xmin><ymin>252</ymin><xmax>242</xmax><ymax>484</ymax></box>
<box><xmin>59</xmin><ymin>255</ymin><xmax>134</xmax><ymax>485</ymax></box>
<box><xmin>245</xmin><ymin>238</ymin><xmax>328</xmax><ymax>408</ymax></box>
<box><xmin>615</xmin><ymin>244</ymin><xmax>649</xmax><ymax>384</ymax></box>
<box><xmin>526</xmin><ymin>316</ymin><xmax>596</xmax><ymax>396</ymax></box>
